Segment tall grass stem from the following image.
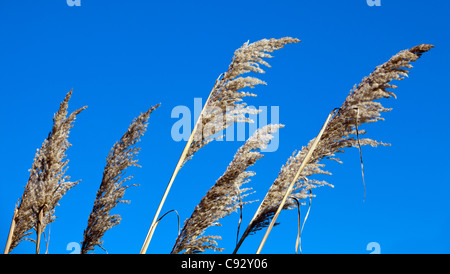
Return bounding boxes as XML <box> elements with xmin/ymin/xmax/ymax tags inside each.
<box><xmin>140</xmin><ymin>75</ymin><xmax>222</xmax><ymax>254</ymax></box>
<box><xmin>255</xmin><ymin>109</ymin><xmax>337</xmax><ymax>254</ymax></box>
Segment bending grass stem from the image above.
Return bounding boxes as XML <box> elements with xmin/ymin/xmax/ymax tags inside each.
<box><xmin>255</xmin><ymin>109</ymin><xmax>337</xmax><ymax>254</ymax></box>
<box><xmin>3</xmin><ymin>207</ymin><xmax>17</xmax><ymax>254</ymax></box>
<box><xmin>140</xmin><ymin>74</ymin><xmax>223</xmax><ymax>254</ymax></box>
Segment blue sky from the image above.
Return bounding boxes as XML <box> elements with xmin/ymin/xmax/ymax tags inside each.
<box><xmin>1</xmin><ymin>0</ymin><xmax>449</xmax><ymax>254</ymax></box>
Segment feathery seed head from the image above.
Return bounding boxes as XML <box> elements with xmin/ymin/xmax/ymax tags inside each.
<box><xmin>8</xmin><ymin>89</ymin><xmax>86</xmax><ymax>253</ymax></box>
<box><xmin>184</xmin><ymin>38</ymin><xmax>300</xmax><ymax>164</ymax></box>
<box><xmin>80</xmin><ymin>104</ymin><xmax>160</xmax><ymax>254</ymax></box>
<box><xmin>172</xmin><ymin>124</ymin><xmax>284</xmax><ymax>254</ymax></box>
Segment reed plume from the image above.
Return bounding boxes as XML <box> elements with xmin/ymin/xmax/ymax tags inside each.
<box><xmin>171</xmin><ymin>124</ymin><xmax>283</xmax><ymax>254</ymax></box>
<box><xmin>185</xmin><ymin>37</ymin><xmax>300</xmax><ymax>164</ymax></box>
<box><xmin>80</xmin><ymin>104</ymin><xmax>160</xmax><ymax>254</ymax></box>
<box><xmin>140</xmin><ymin>37</ymin><xmax>300</xmax><ymax>253</ymax></box>
<box><xmin>4</xmin><ymin>89</ymin><xmax>87</xmax><ymax>254</ymax></box>
<box><xmin>234</xmin><ymin>44</ymin><xmax>434</xmax><ymax>254</ymax></box>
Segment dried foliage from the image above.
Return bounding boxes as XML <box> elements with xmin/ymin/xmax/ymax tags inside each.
<box><xmin>3</xmin><ymin>40</ymin><xmax>433</xmax><ymax>254</ymax></box>
<box><xmin>80</xmin><ymin>104</ymin><xmax>160</xmax><ymax>254</ymax></box>
<box><xmin>6</xmin><ymin>90</ymin><xmax>86</xmax><ymax>253</ymax></box>
<box><xmin>184</xmin><ymin>37</ymin><xmax>300</xmax><ymax>164</ymax></box>
<box><xmin>172</xmin><ymin>124</ymin><xmax>283</xmax><ymax>254</ymax></box>
<box><xmin>234</xmin><ymin>44</ymin><xmax>434</xmax><ymax>252</ymax></box>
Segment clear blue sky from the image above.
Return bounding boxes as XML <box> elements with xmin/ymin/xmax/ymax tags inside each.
<box><xmin>1</xmin><ymin>0</ymin><xmax>449</xmax><ymax>254</ymax></box>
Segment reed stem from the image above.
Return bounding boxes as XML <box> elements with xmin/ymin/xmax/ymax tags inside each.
<box><xmin>3</xmin><ymin>207</ymin><xmax>18</xmax><ymax>254</ymax></box>
<box><xmin>255</xmin><ymin>109</ymin><xmax>337</xmax><ymax>254</ymax></box>
<box><xmin>36</xmin><ymin>207</ymin><xmax>44</xmax><ymax>254</ymax></box>
<box><xmin>140</xmin><ymin>75</ymin><xmax>222</xmax><ymax>254</ymax></box>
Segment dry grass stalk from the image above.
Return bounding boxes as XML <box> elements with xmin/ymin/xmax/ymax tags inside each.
<box><xmin>4</xmin><ymin>208</ymin><xmax>18</xmax><ymax>254</ymax></box>
<box><xmin>81</xmin><ymin>104</ymin><xmax>160</xmax><ymax>254</ymax></box>
<box><xmin>171</xmin><ymin>124</ymin><xmax>283</xmax><ymax>254</ymax></box>
<box><xmin>140</xmin><ymin>37</ymin><xmax>300</xmax><ymax>254</ymax></box>
<box><xmin>4</xmin><ymin>89</ymin><xmax>86</xmax><ymax>254</ymax></box>
<box><xmin>233</xmin><ymin>44</ymin><xmax>434</xmax><ymax>254</ymax></box>
<box><xmin>256</xmin><ymin>110</ymin><xmax>335</xmax><ymax>254</ymax></box>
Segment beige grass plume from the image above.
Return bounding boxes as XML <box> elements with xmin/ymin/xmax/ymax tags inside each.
<box><xmin>4</xmin><ymin>89</ymin><xmax>87</xmax><ymax>254</ymax></box>
<box><xmin>140</xmin><ymin>37</ymin><xmax>300</xmax><ymax>253</ymax></box>
<box><xmin>185</xmin><ymin>38</ymin><xmax>300</xmax><ymax>164</ymax></box>
<box><xmin>80</xmin><ymin>104</ymin><xmax>160</xmax><ymax>254</ymax></box>
<box><xmin>171</xmin><ymin>124</ymin><xmax>283</xmax><ymax>254</ymax></box>
<box><xmin>233</xmin><ymin>44</ymin><xmax>434</xmax><ymax>254</ymax></box>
